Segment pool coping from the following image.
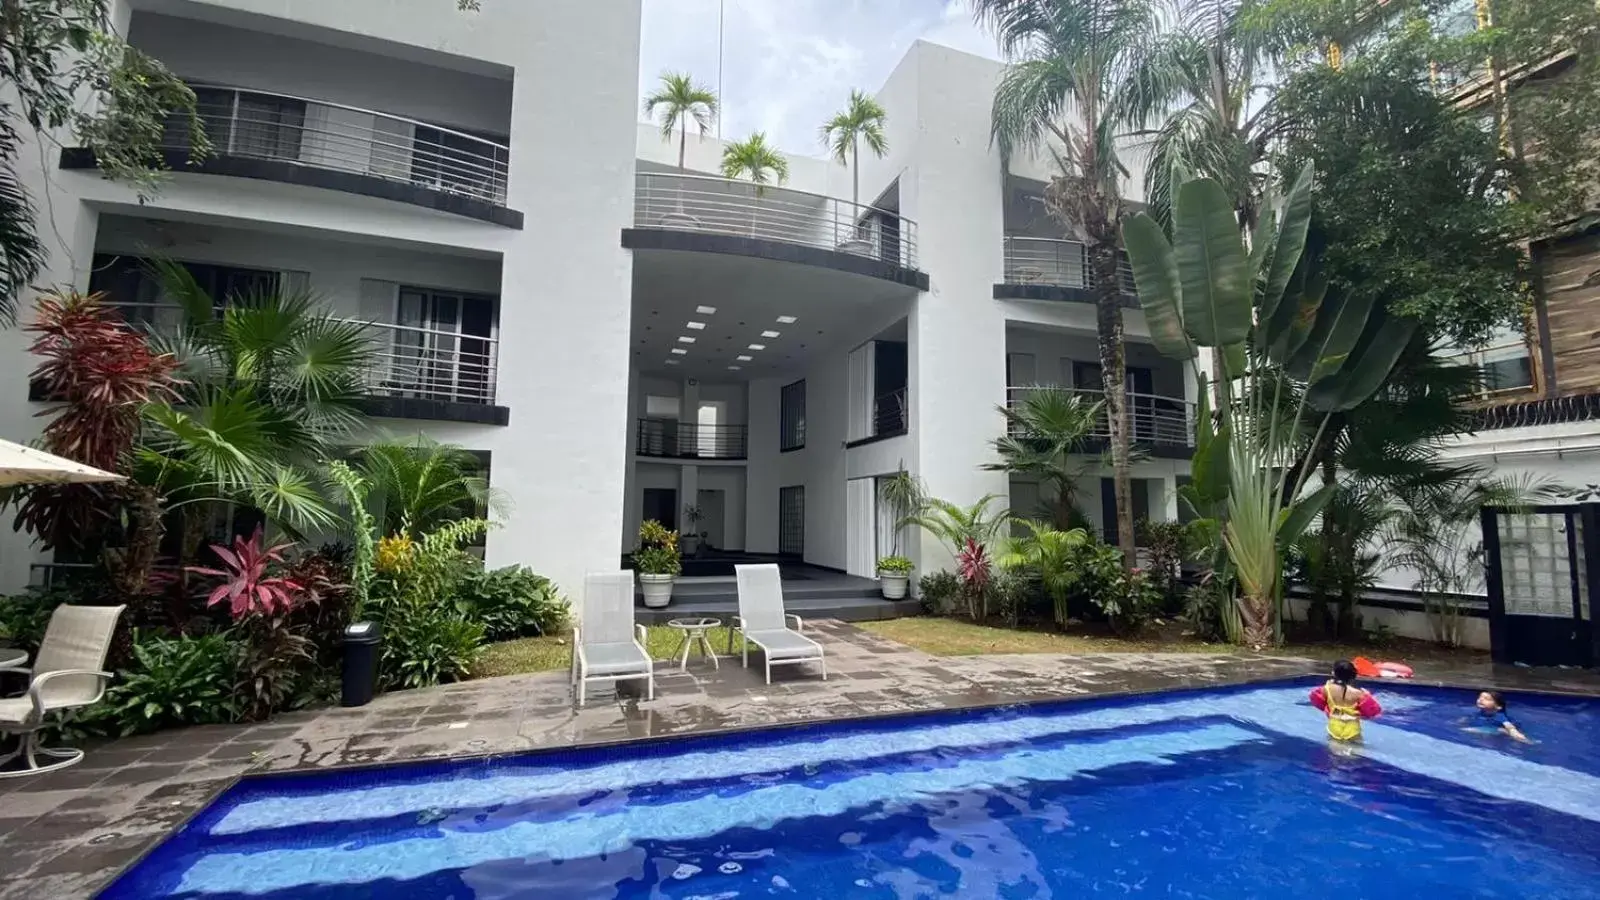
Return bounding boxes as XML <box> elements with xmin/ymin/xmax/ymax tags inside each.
<box><xmin>91</xmin><ymin>663</ymin><xmax>1600</xmax><ymax>893</ymax></box>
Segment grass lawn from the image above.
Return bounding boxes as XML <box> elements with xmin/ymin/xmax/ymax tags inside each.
<box><xmin>858</xmin><ymin>616</ymin><xmax>1491</xmax><ymax>664</ymax></box>
<box><xmin>475</xmin><ymin>625</ymin><xmax>748</xmax><ymax>679</ymax></box>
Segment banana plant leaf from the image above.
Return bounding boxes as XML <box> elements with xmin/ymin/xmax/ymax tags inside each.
<box><xmin>1257</xmin><ymin>162</ymin><xmax>1316</xmax><ymax>329</ymax></box>
<box><xmin>1265</xmin><ymin>256</ymin><xmax>1328</xmax><ymax>364</ymax></box>
<box><xmin>1277</xmin><ymin>481</ymin><xmax>1336</xmax><ymax>550</ymax></box>
<box><xmin>1174</xmin><ymin>179</ymin><xmax>1252</xmax><ymax>348</ymax></box>
<box><xmin>1124</xmin><ymin>214</ymin><xmax>1195</xmax><ymax>360</ymax></box>
<box><xmin>1285</xmin><ymin>287</ymin><xmax>1378</xmax><ymax>384</ymax></box>
<box><xmin>1304</xmin><ymin>314</ymin><xmax>1419</xmax><ymax>412</ymax></box>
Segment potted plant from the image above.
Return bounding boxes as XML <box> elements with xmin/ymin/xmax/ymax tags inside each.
<box><xmin>681</xmin><ymin>504</ymin><xmax>705</xmax><ymax>556</ymax></box>
<box><xmin>635</xmin><ymin>519</ymin><xmax>681</xmax><ymax>608</ymax></box>
<box><xmin>876</xmin><ymin>555</ymin><xmax>913</xmax><ymax>599</ymax></box>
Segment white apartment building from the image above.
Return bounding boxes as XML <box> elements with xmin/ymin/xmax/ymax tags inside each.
<box><xmin>0</xmin><ymin>1</ymin><xmax>1203</xmax><ymax>607</ymax></box>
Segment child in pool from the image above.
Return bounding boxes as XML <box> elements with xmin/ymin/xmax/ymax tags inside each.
<box><xmin>1472</xmin><ymin>691</ymin><xmax>1531</xmax><ymax>742</ymax></box>
<box><xmin>1310</xmin><ymin>660</ymin><xmax>1383</xmax><ymax>742</ymax></box>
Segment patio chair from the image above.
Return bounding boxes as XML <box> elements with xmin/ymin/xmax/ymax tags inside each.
<box><xmin>0</xmin><ymin>604</ymin><xmax>124</xmax><ymax>779</ymax></box>
<box><xmin>732</xmin><ymin>564</ymin><xmax>826</xmax><ymax>684</ymax></box>
<box><xmin>570</xmin><ymin>572</ymin><xmax>654</xmax><ymax>705</ymax></box>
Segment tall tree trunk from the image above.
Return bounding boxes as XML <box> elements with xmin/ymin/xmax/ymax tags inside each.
<box><xmin>1089</xmin><ymin>243</ymin><xmax>1136</xmax><ymax>568</ymax></box>
<box><xmin>679</xmin><ymin>120</ymin><xmax>687</xmax><ymax>170</ymax></box>
<box><xmin>851</xmin><ymin>137</ymin><xmax>860</xmax><ymax>209</ymax></box>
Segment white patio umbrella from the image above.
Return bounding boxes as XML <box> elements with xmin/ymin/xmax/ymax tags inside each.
<box><xmin>0</xmin><ymin>438</ymin><xmax>123</xmax><ymax>487</ymax></box>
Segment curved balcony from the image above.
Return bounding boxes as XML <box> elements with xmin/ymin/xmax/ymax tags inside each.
<box><xmin>997</xmin><ymin>236</ymin><xmax>1137</xmax><ymax>307</ymax></box>
<box><xmin>1006</xmin><ymin>386</ymin><xmax>1194</xmax><ymax>451</ymax></box>
<box><xmin>626</xmin><ymin>172</ymin><xmax>924</xmax><ymax>287</ymax></box>
<box><xmin>62</xmin><ymin>84</ymin><xmax>520</xmax><ymax>227</ymax></box>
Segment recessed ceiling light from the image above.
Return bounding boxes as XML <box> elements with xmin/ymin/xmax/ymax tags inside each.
<box><xmin>696</xmin><ymin>305</ymin><xmax>717</xmax><ymax>315</ymax></box>
<box><xmin>671</xmin><ymin>348</ymin><xmax>688</xmax><ymax>355</ymax></box>
<box><xmin>678</xmin><ymin>336</ymin><xmax>696</xmax><ymax>344</ymax></box>
<box><xmin>761</xmin><ymin>330</ymin><xmax>780</xmax><ymax>339</ymax></box>
<box><xmin>727</xmin><ymin>365</ymin><xmax>742</xmax><ymax>371</ymax></box>
<box><xmin>748</xmin><ymin>343</ymin><xmax>766</xmax><ymax>351</ymax></box>
<box><xmin>687</xmin><ymin>321</ymin><xmax>706</xmax><ymax>330</ymax></box>
<box><xmin>776</xmin><ymin>315</ymin><xmax>797</xmax><ymax>324</ymax></box>
<box><xmin>736</xmin><ymin>355</ymin><xmax>752</xmax><ymax>361</ymax></box>
<box><xmin>664</xmin><ymin>359</ymin><xmax>680</xmax><ymax>365</ymax></box>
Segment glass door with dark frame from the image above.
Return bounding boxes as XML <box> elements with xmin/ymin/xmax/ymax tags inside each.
<box><xmin>393</xmin><ymin>288</ymin><xmax>498</xmax><ymax>404</ymax></box>
<box><xmin>1074</xmin><ymin>362</ymin><xmax>1158</xmax><ymax>442</ymax></box>
<box><xmin>779</xmin><ymin>486</ymin><xmax>805</xmax><ymax>557</ymax></box>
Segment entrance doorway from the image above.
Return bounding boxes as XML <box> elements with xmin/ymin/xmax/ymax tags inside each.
<box><xmin>696</xmin><ymin>488</ymin><xmax>726</xmax><ymax>551</ymax></box>
<box><xmin>641</xmin><ymin>488</ymin><xmax>678</xmax><ymax>532</ymax></box>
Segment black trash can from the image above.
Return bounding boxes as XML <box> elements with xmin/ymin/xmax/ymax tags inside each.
<box><xmin>341</xmin><ymin>621</ymin><xmax>381</xmax><ymax>708</ymax></box>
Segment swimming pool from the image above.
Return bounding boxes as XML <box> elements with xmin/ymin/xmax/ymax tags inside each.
<box><xmin>103</xmin><ymin>680</ymin><xmax>1600</xmax><ymax>898</ymax></box>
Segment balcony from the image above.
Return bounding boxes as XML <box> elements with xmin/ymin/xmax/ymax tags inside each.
<box><xmin>1006</xmin><ymin>386</ymin><xmax>1194</xmax><ymax>451</ymax></box>
<box><xmin>98</xmin><ymin>301</ymin><xmax>506</xmax><ymax>425</ymax></box>
<box><xmin>625</xmin><ymin>172</ymin><xmax>924</xmax><ymax>286</ymax></box>
<box><xmin>996</xmin><ymin>236</ymin><xmax>1138</xmax><ymax>307</ymax></box>
<box><xmin>635</xmin><ymin>419</ymin><xmax>749</xmax><ymax>461</ymax></box>
<box><xmin>63</xmin><ymin>84</ymin><xmax>520</xmax><ymax>227</ymax></box>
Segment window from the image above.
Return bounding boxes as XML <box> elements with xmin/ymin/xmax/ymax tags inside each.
<box><xmin>1448</xmin><ymin>324</ymin><xmax>1535</xmax><ymax>395</ymax></box>
<box><xmin>390</xmin><ymin>288</ymin><xmax>499</xmax><ymax>404</ymax></box>
<box><xmin>88</xmin><ymin>255</ymin><xmax>281</xmax><ymax>329</ymax></box>
<box><xmin>781</xmin><ymin>379</ymin><xmax>806</xmax><ymax>451</ymax></box>
<box><xmin>779</xmin><ymin>486</ymin><xmax>805</xmax><ymax>556</ymax></box>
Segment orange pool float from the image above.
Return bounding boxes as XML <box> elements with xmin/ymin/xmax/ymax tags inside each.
<box><xmin>1353</xmin><ymin>656</ymin><xmax>1413</xmax><ymax>679</ymax></box>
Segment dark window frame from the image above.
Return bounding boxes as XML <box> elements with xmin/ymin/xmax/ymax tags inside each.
<box><xmin>780</xmin><ymin>379</ymin><xmax>807</xmax><ymax>452</ymax></box>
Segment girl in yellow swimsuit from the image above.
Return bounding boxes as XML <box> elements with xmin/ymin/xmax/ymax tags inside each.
<box><xmin>1309</xmin><ymin>660</ymin><xmax>1383</xmax><ymax>742</ymax></box>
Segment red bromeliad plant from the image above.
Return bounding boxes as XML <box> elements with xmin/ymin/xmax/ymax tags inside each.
<box><xmin>956</xmin><ymin>537</ymin><xmax>992</xmax><ymax>622</ymax></box>
<box><xmin>11</xmin><ymin>291</ymin><xmax>179</xmax><ymax>557</ymax></box>
<box><xmin>187</xmin><ymin>527</ymin><xmax>305</xmax><ymax>618</ymax></box>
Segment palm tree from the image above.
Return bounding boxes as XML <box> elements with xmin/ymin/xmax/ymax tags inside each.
<box><xmin>140</xmin><ymin>259</ymin><xmax>373</xmax><ymax>558</ymax></box>
<box><xmin>720</xmin><ymin>132</ymin><xmax>790</xmax><ymax>186</ymax></box>
<box><xmin>974</xmin><ymin>0</ymin><xmax>1166</xmax><ymax>566</ymax></box>
<box><xmin>1135</xmin><ymin>0</ymin><xmax>1284</xmax><ymax>230</ymax></box>
<box><xmin>984</xmin><ymin>387</ymin><xmax>1104</xmax><ymax>530</ymax></box>
<box><xmin>903</xmin><ymin>495</ymin><xmax>1012</xmax><ymax>561</ymax></box>
<box><xmin>357</xmin><ymin>437</ymin><xmax>507</xmax><ymax>538</ymax></box>
<box><xmin>997</xmin><ymin>519</ymin><xmax>1092</xmax><ymax>627</ymax></box>
<box><xmin>643</xmin><ymin>72</ymin><xmax>719</xmax><ymax>171</ymax></box>
<box><xmin>820</xmin><ymin>89</ymin><xmax>890</xmax><ymax>212</ymax></box>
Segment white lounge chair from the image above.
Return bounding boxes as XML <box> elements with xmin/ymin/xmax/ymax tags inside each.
<box><xmin>570</xmin><ymin>572</ymin><xmax>654</xmax><ymax>705</ymax></box>
<box><xmin>0</xmin><ymin>604</ymin><xmax>124</xmax><ymax>778</ymax></box>
<box><xmin>732</xmin><ymin>564</ymin><xmax>826</xmax><ymax>684</ymax></box>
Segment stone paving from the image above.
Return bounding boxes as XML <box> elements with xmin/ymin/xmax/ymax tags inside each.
<box><xmin>0</xmin><ymin>620</ymin><xmax>1596</xmax><ymax>898</ymax></box>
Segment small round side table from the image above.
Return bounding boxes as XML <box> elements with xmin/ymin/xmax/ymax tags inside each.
<box><xmin>666</xmin><ymin>617</ymin><xmax>722</xmax><ymax>672</ymax></box>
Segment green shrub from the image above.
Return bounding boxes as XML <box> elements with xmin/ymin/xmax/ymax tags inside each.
<box><xmin>0</xmin><ymin>586</ymin><xmax>68</xmax><ymax>652</ymax></box>
<box><xmin>876</xmin><ymin>556</ymin><xmax>914</xmax><ymax>574</ymax></box>
<box><xmin>370</xmin><ymin>518</ymin><xmax>490</xmax><ymax>688</ymax></box>
<box><xmin>75</xmin><ymin>631</ymin><xmax>242</xmax><ymax>738</ymax></box>
<box><xmin>918</xmin><ymin>570</ymin><xmax>961</xmax><ymax>616</ymax></box>
<box><xmin>458</xmin><ymin>566</ymin><xmax>569</xmax><ymax>641</ymax></box>
<box><xmin>988</xmin><ymin>568</ymin><xmax>1042</xmax><ymax>626</ymax></box>
<box><xmin>386</xmin><ymin>613</ymin><xmax>485</xmax><ymax>689</ymax></box>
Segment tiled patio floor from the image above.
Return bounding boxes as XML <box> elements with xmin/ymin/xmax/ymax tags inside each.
<box><xmin>1</xmin><ymin>621</ymin><xmax>1596</xmax><ymax>898</ymax></box>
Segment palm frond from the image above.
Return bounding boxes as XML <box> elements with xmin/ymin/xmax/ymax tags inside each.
<box><xmin>721</xmin><ymin>132</ymin><xmax>790</xmax><ymax>185</ymax></box>
<box><xmin>0</xmin><ymin>139</ymin><xmax>45</xmax><ymax>326</ymax></box>
<box><xmin>643</xmin><ymin>71</ymin><xmax>719</xmax><ymax>141</ymax></box>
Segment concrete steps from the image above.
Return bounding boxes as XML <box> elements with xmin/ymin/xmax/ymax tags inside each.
<box><xmin>633</xmin><ymin>572</ymin><xmax>916</xmax><ymax>624</ymax></box>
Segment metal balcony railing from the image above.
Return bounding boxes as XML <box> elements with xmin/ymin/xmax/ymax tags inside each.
<box><xmin>634</xmin><ymin>171</ymin><xmax>920</xmax><ymax>270</ymax></box>
<box><xmin>635</xmin><ymin>419</ymin><xmax>749</xmax><ymax>460</ymax></box>
<box><xmin>1006</xmin><ymin>386</ymin><xmax>1195</xmax><ymax>448</ymax></box>
<box><xmin>165</xmin><ymin>84</ymin><xmax>510</xmax><ymax>205</ymax></box>
<box><xmin>1001</xmin><ymin>236</ymin><xmax>1137</xmax><ymax>299</ymax></box>
<box><xmin>357</xmin><ymin>320</ymin><xmax>500</xmax><ymax>406</ymax></box>
<box><xmin>873</xmin><ymin>387</ymin><xmax>908</xmax><ymax>438</ymax></box>
<box><xmin>106</xmin><ymin>302</ymin><xmax>500</xmax><ymax>406</ymax></box>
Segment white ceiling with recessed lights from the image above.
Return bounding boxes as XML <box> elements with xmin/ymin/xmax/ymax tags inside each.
<box><xmin>629</xmin><ymin>248</ymin><xmax>916</xmax><ymax>380</ymax></box>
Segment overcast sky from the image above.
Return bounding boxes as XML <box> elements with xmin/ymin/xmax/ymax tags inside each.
<box><xmin>638</xmin><ymin>0</ymin><xmax>998</xmax><ymax>157</ymax></box>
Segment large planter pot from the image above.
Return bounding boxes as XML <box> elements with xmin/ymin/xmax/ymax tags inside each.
<box><xmin>878</xmin><ymin>570</ymin><xmax>910</xmax><ymax>600</ymax></box>
<box><xmin>638</xmin><ymin>573</ymin><xmax>676</xmax><ymax>609</ymax></box>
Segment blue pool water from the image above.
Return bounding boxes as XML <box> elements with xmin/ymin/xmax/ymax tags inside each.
<box><xmin>104</xmin><ymin>681</ymin><xmax>1600</xmax><ymax>898</ymax></box>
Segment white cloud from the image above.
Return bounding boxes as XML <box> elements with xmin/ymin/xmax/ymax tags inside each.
<box><xmin>639</xmin><ymin>0</ymin><xmax>996</xmax><ymax>156</ymax></box>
